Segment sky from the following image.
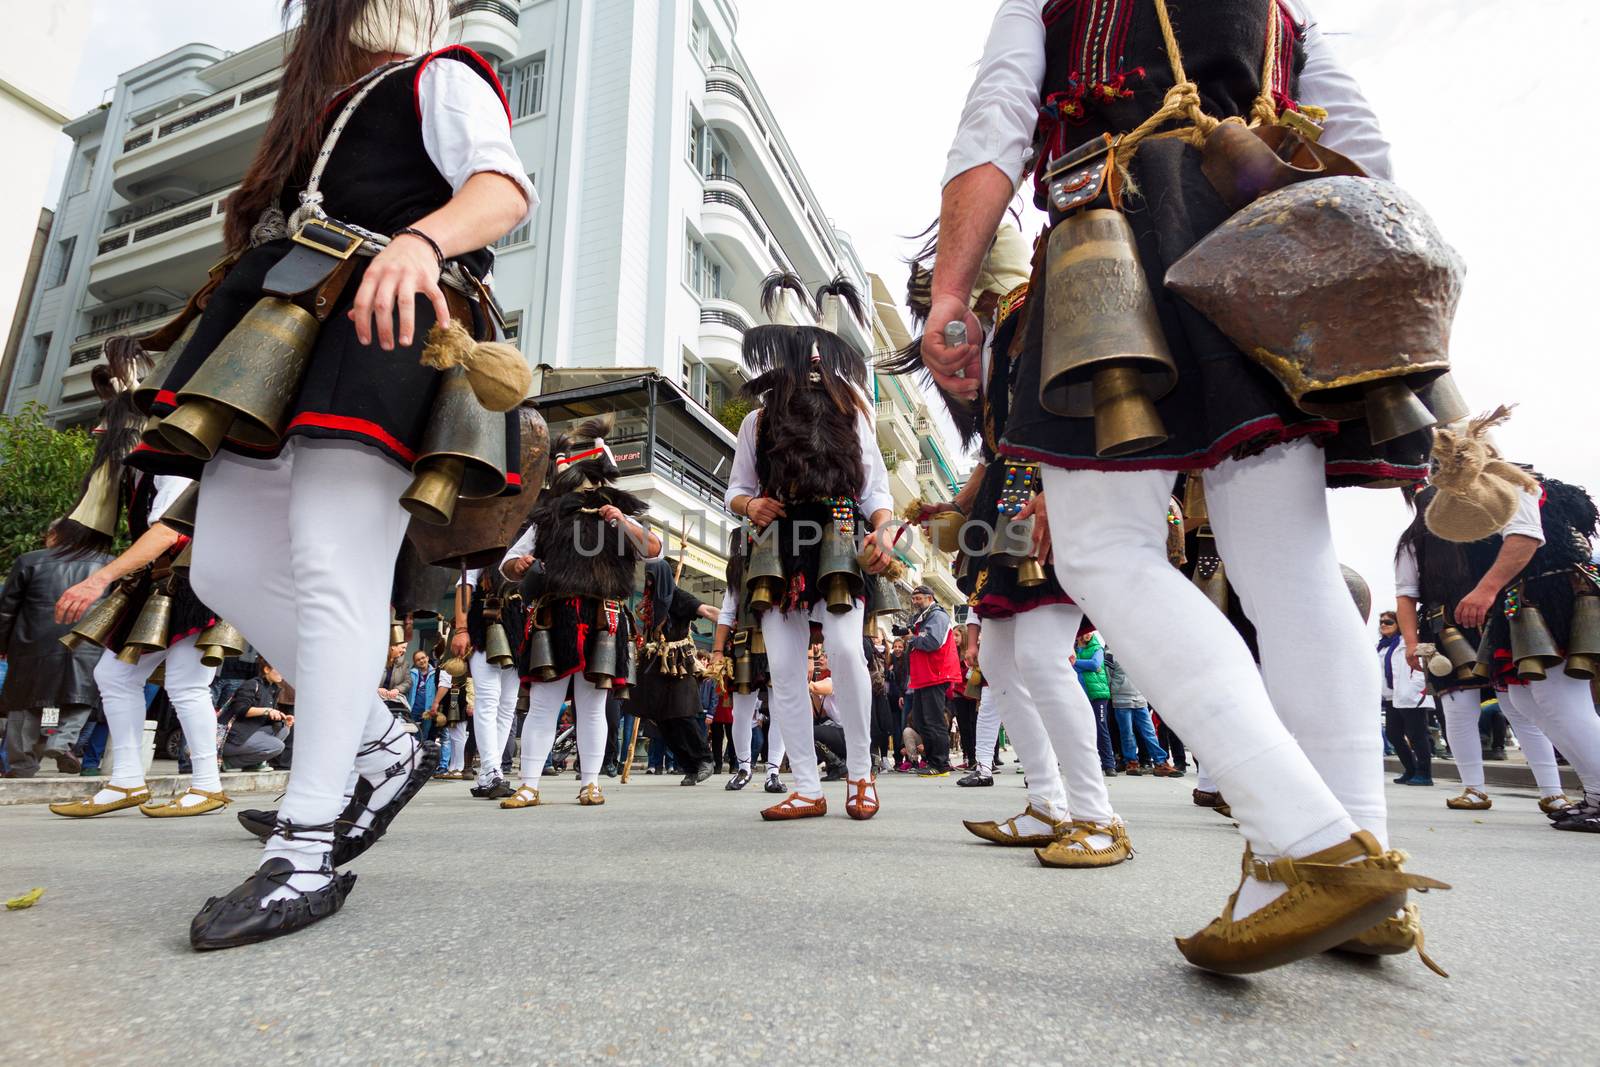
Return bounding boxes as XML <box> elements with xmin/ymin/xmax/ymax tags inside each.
<box><xmin>52</xmin><ymin>0</ymin><xmax>1600</xmax><ymax>621</ymax></box>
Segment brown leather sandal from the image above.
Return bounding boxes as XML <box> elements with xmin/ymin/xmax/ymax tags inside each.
<box><xmin>1034</xmin><ymin>820</ymin><xmax>1133</xmax><ymax>869</ymax></box>
<box><xmin>1331</xmin><ymin>902</ymin><xmax>1448</xmax><ymax>977</ymax></box>
<box><xmin>963</xmin><ymin>805</ymin><xmax>1069</xmax><ymax>846</ymax></box>
<box><xmin>49</xmin><ymin>783</ymin><xmax>151</xmax><ymax>818</ymax></box>
<box><xmin>844</xmin><ymin>778</ymin><xmax>879</xmax><ymax>821</ymax></box>
<box><xmin>140</xmin><ymin>788</ymin><xmax>232</xmax><ymax>817</ymax></box>
<box><xmin>1446</xmin><ymin>787</ymin><xmax>1491</xmax><ymax>811</ymax></box>
<box><xmin>760</xmin><ymin>792</ymin><xmax>827</xmax><ymax>821</ymax></box>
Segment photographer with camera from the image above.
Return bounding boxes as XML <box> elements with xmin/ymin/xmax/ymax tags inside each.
<box><xmin>901</xmin><ymin>587</ymin><xmax>961</xmax><ymax>777</ymax></box>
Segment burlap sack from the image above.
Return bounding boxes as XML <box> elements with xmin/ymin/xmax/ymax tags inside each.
<box><xmin>421</xmin><ymin>320</ymin><xmax>532</xmax><ymax>413</ymax></box>
<box><xmin>1424</xmin><ymin>407</ymin><xmax>1539</xmax><ymax>543</ymax></box>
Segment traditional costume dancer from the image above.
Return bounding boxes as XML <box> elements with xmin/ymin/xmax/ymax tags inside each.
<box><xmin>126</xmin><ymin>0</ymin><xmax>536</xmax><ymax>948</ymax></box>
<box><xmin>455</xmin><ymin>562</ymin><xmax>526</xmax><ymax>799</ymax></box>
<box><xmin>709</xmin><ymin>534</ymin><xmax>788</xmax><ymax>793</ymax></box>
<box><xmin>892</xmin><ymin>223</ymin><xmax>1130</xmax><ymax>867</ymax></box>
<box><xmin>498</xmin><ymin>418</ymin><xmax>661</xmax><ymax>809</ymax></box>
<box><xmin>633</xmin><ymin>560</ymin><xmax>720</xmax><ymax>784</ymax></box>
<box><xmin>51</xmin><ymin>358</ymin><xmax>231</xmax><ymax>819</ymax></box>
<box><xmin>725</xmin><ymin>274</ymin><xmax>895</xmax><ymax>821</ymax></box>
<box><xmin>1395</xmin><ymin>485</ymin><xmax>1572</xmax><ymax>814</ymax></box>
<box><xmin>922</xmin><ymin>0</ymin><xmax>1450</xmax><ymax>972</ymax></box>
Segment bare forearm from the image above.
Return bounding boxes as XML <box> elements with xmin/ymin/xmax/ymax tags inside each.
<box><xmin>954</xmin><ymin>464</ymin><xmax>987</xmax><ymax>515</ymax></box>
<box><xmin>1477</xmin><ymin>535</ymin><xmax>1540</xmax><ymax>596</ymax></box>
<box><xmin>409</xmin><ymin>172</ymin><xmax>528</xmax><ymax>256</ymax></box>
<box><xmin>1396</xmin><ymin>597</ymin><xmax>1420</xmax><ymax>648</ymax></box>
<box><xmin>99</xmin><ymin>525</ymin><xmax>182</xmax><ymax>584</ymax></box>
<box><xmin>930</xmin><ymin>165</ymin><xmax>1015</xmax><ymax>306</ymax></box>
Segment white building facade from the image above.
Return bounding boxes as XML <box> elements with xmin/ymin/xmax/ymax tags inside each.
<box><xmin>5</xmin><ymin>0</ymin><xmax>964</xmax><ymax>607</ymax></box>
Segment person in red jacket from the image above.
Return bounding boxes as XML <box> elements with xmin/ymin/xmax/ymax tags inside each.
<box><xmin>902</xmin><ymin>586</ymin><xmax>962</xmax><ymax>777</ymax></box>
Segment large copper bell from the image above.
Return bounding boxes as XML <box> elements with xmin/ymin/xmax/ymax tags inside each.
<box><xmin>1465</xmin><ymin>629</ymin><xmax>1496</xmax><ymax>683</ymax></box>
<box><xmin>406</xmin><ymin>403</ymin><xmax>550</xmax><ymax>569</ymax></box>
<box><xmin>61</xmin><ymin>586</ymin><xmax>133</xmax><ymax>650</ymax></box>
<box><xmin>197</xmin><ymin>620</ymin><xmax>246</xmax><ymax>668</ymax></box>
<box><xmin>160</xmin><ymin>298</ymin><xmax>319</xmax><ymax>459</ymax></box>
<box><xmin>526</xmin><ymin>606</ymin><xmax>558</xmax><ymax>681</ymax></box>
<box><xmin>402</xmin><ymin>367</ymin><xmax>509</xmax><ymax>526</ymax></box>
<box><xmin>733</xmin><ymin>648</ymin><xmax>754</xmax><ymax>694</ymax></box>
<box><xmin>927</xmin><ymin>510</ymin><xmax>965</xmax><ymax>554</ymax></box>
<box><xmin>1435</xmin><ymin>623</ymin><xmax>1480</xmax><ymax>679</ymax></box>
<box><xmin>586</xmin><ymin>626</ymin><xmax>619</xmax><ymax>689</ymax></box>
<box><xmin>1509</xmin><ymin>602</ymin><xmax>1561</xmax><ymax>682</ymax></box>
<box><xmin>818</xmin><ymin>520</ymin><xmax>864</xmax><ymax>614</ymax></box>
<box><xmin>868</xmin><ymin>572</ymin><xmax>905</xmax><ymax>621</ymax></box>
<box><xmin>484</xmin><ymin>621</ymin><xmax>514</xmax><ymax>669</ymax></box>
<box><xmin>159</xmin><ymin>482</ymin><xmax>200</xmax><ymax>536</ymax></box>
<box><xmin>1016</xmin><ymin>558</ymin><xmax>1047</xmax><ymax>588</ymax></box>
<box><xmin>171</xmin><ymin>542</ymin><xmax>194</xmax><ymax>572</ymax></box>
<box><xmin>132</xmin><ymin>317</ymin><xmax>200</xmax><ymax>413</ymax></box>
<box><xmin>1341</xmin><ymin>564</ymin><xmax>1372</xmax><ymax>623</ymax></box>
<box><xmin>65</xmin><ymin>464</ymin><xmax>122</xmax><ymax>541</ymax></box>
<box><xmin>121</xmin><ymin>589</ymin><xmax>173</xmax><ymax>662</ymax></box>
<box><xmin>990</xmin><ymin>512</ymin><xmax>1046</xmax><ymax>587</ymax></box>
<box><xmin>390</xmin><ymin>615</ymin><xmax>406</xmax><ymax>647</ymax></box>
<box><xmin>745</xmin><ymin>528</ymin><xmax>785</xmax><ymax>613</ymax></box>
<box><xmin>1191</xmin><ymin>529</ymin><xmax>1229</xmax><ymax>613</ymax></box>
<box><xmin>1565</xmin><ymin>593</ymin><xmax>1600</xmax><ymax>680</ymax></box>
<box><xmin>1040</xmin><ymin>209</ymin><xmax>1177</xmax><ymax>457</ymax></box>
<box><xmin>749</xmin><ymin>624</ymin><xmax>767</xmax><ymax>656</ymax></box>
<box><xmin>1165</xmin><ymin>177</ymin><xmax>1464</xmax><ymax>445</ymax></box>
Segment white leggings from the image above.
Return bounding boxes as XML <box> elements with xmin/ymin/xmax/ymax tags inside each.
<box><xmin>191</xmin><ymin>440</ymin><xmax>413</xmax><ymax>831</ymax></box>
<box><xmin>761</xmin><ymin>602</ymin><xmax>871</xmax><ymax>796</ymax></box>
<box><xmin>94</xmin><ymin>636</ymin><xmax>218</xmax><ymax>789</ymax></box>
<box><xmin>445</xmin><ymin>721</ymin><xmax>469</xmax><ymax>772</ymax></box>
<box><xmin>519</xmin><ymin>676</ymin><xmax>608</xmax><ymax>789</ymax></box>
<box><xmin>469</xmin><ymin>653</ymin><xmax>520</xmax><ymax>784</ymax></box>
<box><xmin>732</xmin><ymin>690</ymin><xmax>787</xmax><ymax>771</ymax></box>
<box><xmin>1502</xmin><ymin>673</ymin><xmax>1600</xmax><ymax>798</ymax></box>
<box><xmin>975</xmin><ymin>686</ymin><xmax>1001</xmax><ymax>771</ymax></box>
<box><xmin>1440</xmin><ymin>688</ymin><xmax>1563</xmax><ymax>796</ymax></box>
<box><xmin>1043</xmin><ymin>438</ymin><xmax>1378</xmax><ymax>860</ymax></box>
<box><xmin>979</xmin><ymin>605</ymin><xmax>1112</xmax><ymax>825</ymax></box>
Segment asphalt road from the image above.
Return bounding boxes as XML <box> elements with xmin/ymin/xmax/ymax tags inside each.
<box><xmin>2</xmin><ymin>766</ymin><xmax>1594</xmax><ymax>1066</ymax></box>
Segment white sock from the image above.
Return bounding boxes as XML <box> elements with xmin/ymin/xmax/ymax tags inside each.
<box><xmin>346</xmin><ymin>720</ymin><xmax>420</xmax><ymax>836</ymax></box>
<box><xmin>1231</xmin><ymin>822</ymin><xmax>1355</xmax><ymax>920</ymax></box>
<box><xmin>258</xmin><ymin>832</ymin><xmax>333</xmax><ymax>905</ymax></box>
<box><xmin>1009</xmin><ymin>808</ymin><xmax>1060</xmax><ymax>837</ymax></box>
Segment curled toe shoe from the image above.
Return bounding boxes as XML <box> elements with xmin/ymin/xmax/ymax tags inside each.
<box><xmin>1332</xmin><ymin>902</ymin><xmax>1448</xmax><ymax>977</ymax></box>
<box><xmin>48</xmin><ymin>784</ymin><xmax>150</xmax><ymax>818</ymax></box>
<box><xmin>963</xmin><ymin>805</ymin><xmax>1069</xmax><ymax>847</ymax></box>
<box><xmin>1176</xmin><ymin>831</ymin><xmax>1450</xmax><ymax>976</ymax></box>
<box><xmin>1034</xmin><ymin>820</ymin><xmax>1133</xmax><ymax>869</ymax></box>
<box><xmin>189</xmin><ymin>856</ymin><xmax>356</xmax><ymax>951</ymax></box>
<box><xmin>331</xmin><ymin>738</ymin><xmax>439</xmax><ymax>865</ymax></box>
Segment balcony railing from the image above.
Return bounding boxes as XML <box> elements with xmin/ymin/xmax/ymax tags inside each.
<box><xmin>95</xmin><ymin>185</ymin><xmax>235</xmax><ymax>257</ymax></box>
<box><xmin>121</xmin><ymin>72</ymin><xmax>280</xmax><ymax>154</ymax></box>
<box><xmin>699</xmin><ymin>305</ymin><xmax>751</xmax><ymax>334</ymax></box>
<box><xmin>450</xmin><ymin>0</ymin><xmax>519</xmax><ymax>22</ymax></box>
<box><xmin>702</xmin><ymin>175</ymin><xmax>796</xmax><ymax>275</ymax></box>
<box><xmin>75</xmin><ymin>308</ymin><xmax>172</xmax><ymax>343</ymax></box>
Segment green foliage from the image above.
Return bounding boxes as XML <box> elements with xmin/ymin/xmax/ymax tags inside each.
<box><xmin>0</xmin><ymin>403</ymin><xmax>96</xmax><ymax>574</ymax></box>
<box><xmin>714</xmin><ymin>394</ymin><xmax>753</xmax><ymax>435</ymax></box>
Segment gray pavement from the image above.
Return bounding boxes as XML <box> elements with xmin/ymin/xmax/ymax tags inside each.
<box><xmin>2</xmin><ymin>765</ymin><xmax>1595</xmax><ymax>1066</ymax></box>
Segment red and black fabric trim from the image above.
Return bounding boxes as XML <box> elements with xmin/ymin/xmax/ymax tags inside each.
<box><xmin>1269</xmin><ymin>0</ymin><xmax>1306</xmax><ymax>115</ymax></box>
<box><xmin>413</xmin><ymin>45</ymin><xmax>512</xmax><ymax>126</ymax></box>
<box><xmin>1037</xmin><ymin>0</ymin><xmax>1146</xmax><ymax>137</ymax></box>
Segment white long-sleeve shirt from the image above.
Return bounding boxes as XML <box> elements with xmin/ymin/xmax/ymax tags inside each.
<box><xmin>1379</xmin><ymin>640</ymin><xmax>1428</xmax><ymax>707</ymax></box>
<box><xmin>717</xmin><ymin>587</ymin><xmax>739</xmax><ymax>627</ymax></box>
<box><xmin>943</xmin><ymin>0</ymin><xmax>1393</xmax><ymax>189</ymax></box>
<box><xmin>416</xmin><ymin>58</ymin><xmax>539</xmax><ymax>230</ymax></box>
<box><xmin>147</xmin><ymin>475</ymin><xmax>193</xmax><ymax>525</ymax></box>
<box><xmin>722</xmin><ymin>405</ymin><xmax>895</xmax><ymax>521</ymax></box>
<box><xmin>1394</xmin><ymin>490</ymin><xmax>1545</xmax><ymax>600</ymax></box>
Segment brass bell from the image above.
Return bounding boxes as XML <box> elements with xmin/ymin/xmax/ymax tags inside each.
<box><xmin>1464</xmin><ymin>628</ymin><xmax>1496</xmax><ymax>682</ymax></box>
<box><xmin>733</xmin><ymin>648</ymin><xmax>754</xmax><ymax>694</ymax></box>
<box><xmin>390</xmin><ymin>616</ymin><xmax>406</xmax><ymax>647</ymax></box>
<box><xmin>401</xmin><ymin>367</ymin><xmax>509</xmax><ymax>526</ymax></box>
<box><xmin>1191</xmin><ymin>528</ymin><xmax>1229</xmax><ymax>613</ymax></box>
<box><xmin>1564</xmin><ymin>593</ymin><xmax>1600</xmax><ymax>680</ymax></box>
<box><xmin>818</xmin><ymin>519</ymin><xmax>864</xmax><ymax>615</ymax></box>
<box><xmin>749</xmin><ymin>625</ymin><xmax>767</xmax><ymax>656</ymax></box>
<box><xmin>1039</xmin><ymin>208</ymin><xmax>1177</xmax><ymax>458</ymax></box>
<box><xmin>65</xmin><ymin>464</ymin><xmax>122</xmax><ymax>542</ymax></box>
<box><xmin>484</xmin><ymin>621</ymin><xmax>514</xmax><ymax>669</ymax></box>
<box><xmin>963</xmin><ymin>666</ymin><xmax>984</xmax><ymax>700</ymax></box>
<box><xmin>1182</xmin><ymin>474</ymin><xmax>1208</xmax><ymax>526</ymax></box>
<box><xmin>1434</xmin><ymin>620</ymin><xmax>1479</xmax><ymax>677</ymax></box>
<box><xmin>171</xmin><ymin>543</ymin><xmax>194</xmax><ymax>572</ymax></box>
<box><xmin>867</xmin><ymin>573</ymin><xmax>905</xmax><ymax>620</ymax></box>
<box><xmin>1363</xmin><ymin>380</ymin><xmax>1438</xmax><ymax>445</ymax></box>
<box><xmin>1341</xmin><ymin>564</ymin><xmax>1372</xmax><ymax>624</ymax></box>
<box><xmin>158</xmin><ymin>482</ymin><xmax>200</xmax><ymax>536</ymax></box>
<box><xmin>197</xmin><ymin>620</ymin><xmax>246</xmax><ymax>668</ymax></box>
<box><xmin>132</xmin><ymin>317</ymin><xmax>200</xmax><ymax>413</ymax></box>
<box><xmin>526</xmin><ymin>606</ymin><xmax>558</xmax><ymax>681</ymax></box>
<box><xmin>927</xmin><ymin>511</ymin><xmax>965</xmax><ymax>554</ymax></box>
<box><xmin>1416</xmin><ymin>372</ymin><xmax>1471</xmax><ymax>427</ymax></box>
<box><xmin>1509</xmin><ymin>601</ymin><xmax>1561</xmax><ymax>682</ymax></box>
<box><xmin>61</xmin><ymin>586</ymin><xmax>133</xmax><ymax>651</ymax></box>
<box><xmin>745</xmin><ymin>528</ymin><xmax>785</xmax><ymax>613</ymax></box>
<box><xmin>122</xmin><ymin>589</ymin><xmax>174</xmax><ymax>660</ymax></box>
<box><xmin>620</xmin><ymin>636</ymin><xmax>637</xmax><ymax>690</ymax></box>
<box><xmin>160</xmin><ymin>297</ymin><xmax>319</xmax><ymax>459</ymax></box>
<box><xmin>586</xmin><ymin>626</ymin><xmax>619</xmax><ymax>689</ymax></box>
<box><xmin>1016</xmin><ymin>557</ymin><xmax>1047</xmax><ymax>588</ymax></box>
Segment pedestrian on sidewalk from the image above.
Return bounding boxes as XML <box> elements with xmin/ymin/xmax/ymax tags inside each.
<box><xmin>1106</xmin><ymin>652</ymin><xmax>1177</xmax><ymax>776</ymax></box>
<box><xmin>1377</xmin><ymin>611</ymin><xmax>1432</xmax><ymax>786</ymax></box>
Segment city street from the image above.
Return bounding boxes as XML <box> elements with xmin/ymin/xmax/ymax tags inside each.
<box><xmin>3</xmin><ymin>769</ymin><xmax>1594</xmax><ymax>1066</ymax></box>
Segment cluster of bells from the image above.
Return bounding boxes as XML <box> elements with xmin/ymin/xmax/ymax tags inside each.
<box><xmin>742</xmin><ymin>520</ymin><xmax>907</xmax><ymax>618</ymax></box>
<box><xmin>135</xmin><ymin>293</ymin><xmax>505</xmax><ymax>529</ymax></box>
<box><xmin>925</xmin><ymin>507</ymin><xmax>1047</xmax><ymax>589</ymax></box>
<box><xmin>1430</xmin><ymin>592</ymin><xmax>1600</xmax><ymax>684</ymax></box>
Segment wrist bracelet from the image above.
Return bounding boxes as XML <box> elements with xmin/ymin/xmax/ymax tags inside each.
<box><xmin>395</xmin><ymin>227</ymin><xmax>445</xmax><ymax>266</ymax></box>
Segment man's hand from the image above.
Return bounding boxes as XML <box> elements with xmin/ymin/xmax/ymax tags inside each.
<box><xmin>1455</xmin><ymin>583</ymin><xmax>1500</xmax><ymax>630</ymax></box>
<box><xmin>1018</xmin><ymin>494</ymin><xmax>1052</xmax><ymax>564</ymax></box>
<box><xmin>348</xmin><ymin>233</ymin><xmax>448</xmax><ymax>351</ymax></box>
<box><xmin>450</xmin><ymin>631</ymin><xmax>472</xmax><ymax>658</ymax></box>
<box><xmin>860</xmin><ymin>531</ymin><xmax>892</xmax><ymax>575</ymax></box>
<box><xmin>922</xmin><ymin>294</ymin><xmax>982</xmax><ymax>399</ymax></box>
<box><xmin>505</xmin><ymin>554</ymin><xmax>535</xmax><ymax>581</ymax></box>
<box><xmin>1404</xmin><ymin>642</ymin><xmax>1422</xmax><ymax>674</ymax></box>
<box><xmin>745</xmin><ymin>497</ymin><xmax>786</xmax><ymax>529</ymax></box>
<box><xmin>709</xmin><ymin>650</ymin><xmax>725</xmax><ymax>674</ymax></box>
<box><xmin>55</xmin><ymin>573</ymin><xmax>110</xmax><ymax>625</ymax></box>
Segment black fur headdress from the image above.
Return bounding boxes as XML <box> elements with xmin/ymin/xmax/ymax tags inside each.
<box><xmin>529</xmin><ymin>414</ymin><xmax>649</xmax><ymax>601</ymax></box>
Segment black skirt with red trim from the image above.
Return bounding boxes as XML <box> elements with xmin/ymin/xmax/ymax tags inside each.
<box><xmin>998</xmin><ymin>140</ymin><xmax>1432</xmax><ymax>488</ymax></box>
<box><xmin>517</xmin><ymin>596</ymin><xmax>635</xmax><ymax>689</ymax></box>
<box><xmin>129</xmin><ymin>240</ymin><xmax>521</xmax><ymax>483</ymax></box>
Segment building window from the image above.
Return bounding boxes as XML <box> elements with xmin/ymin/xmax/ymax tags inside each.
<box><xmin>682</xmin><ymin>235</ymin><xmax>723</xmax><ymax>300</ymax></box>
<box><xmin>501</xmin><ymin>309</ymin><xmax>522</xmax><ymax>342</ymax></box>
<box><xmin>687</xmin><ymin>111</ymin><xmax>705</xmax><ymax>169</ymax></box>
<box><xmin>687</xmin><ymin>110</ymin><xmax>730</xmax><ymax>179</ymax></box>
<box><xmin>504</xmin><ymin>54</ymin><xmax>546</xmax><ymax>119</ymax></box>
<box><xmin>20</xmin><ymin>333</ymin><xmax>51</xmax><ymax>387</ymax></box>
<box><xmin>47</xmin><ymin>237</ymin><xmax>75</xmax><ymax>288</ymax></box>
<box><xmin>690</xmin><ymin>16</ymin><xmax>708</xmax><ymax>65</ymax></box>
<box><xmin>74</xmin><ymin>149</ymin><xmax>97</xmax><ymax>195</ymax></box>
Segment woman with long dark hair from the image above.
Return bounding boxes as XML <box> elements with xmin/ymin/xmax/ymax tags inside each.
<box><xmin>129</xmin><ymin>0</ymin><xmax>535</xmax><ymax>949</ymax></box>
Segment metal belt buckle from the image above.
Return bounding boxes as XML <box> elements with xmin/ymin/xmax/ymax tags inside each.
<box><xmin>292</xmin><ymin>220</ymin><xmax>364</xmax><ymax>260</ymax></box>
